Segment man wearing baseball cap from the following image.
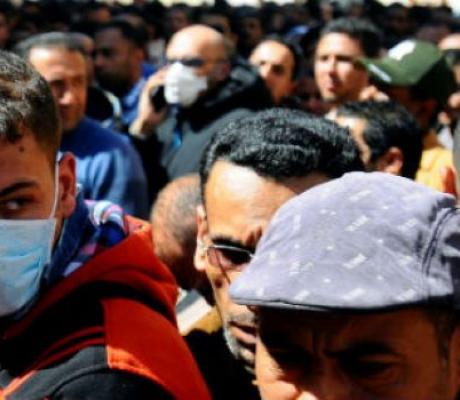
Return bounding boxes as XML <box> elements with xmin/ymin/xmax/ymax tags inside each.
<box><xmin>362</xmin><ymin>40</ymin><xmax>456</xmax><ymax>192</ymax></box>
<box><xmin>231</xmin><ymin>172</ymin><xmax>460</xmax><ymax>400</ymax></box>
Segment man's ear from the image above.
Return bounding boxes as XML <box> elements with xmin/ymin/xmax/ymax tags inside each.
<box><xmin>57</xmin><ymin>152</ymin><xmax>77</xmax><ymax>219</ymax></box>
<box><xmin>194</xmin><ymin>204</ymin><xmax>208</xmax><ymax>272</ymax></box>
<box><xmin>376</xmin><ymin>147</ymin><xmax>403</xmax><ymax>176</ymax></box>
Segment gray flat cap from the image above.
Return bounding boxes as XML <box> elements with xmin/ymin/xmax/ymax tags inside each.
<box><xmin>230</xmin><ymin>172</ymin><xmax>460</xmax><ymax>311</ymax></box>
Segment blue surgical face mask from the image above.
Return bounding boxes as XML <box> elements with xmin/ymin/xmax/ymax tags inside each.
<box><xmin>0</xmin><ymin>165</ymin><xmax>59</xmax><ymax>317</ymax></box>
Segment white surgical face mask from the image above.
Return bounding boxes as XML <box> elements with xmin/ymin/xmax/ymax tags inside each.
<box><xmin>0</xmin><ymin>165</ymin><xmax>59</xmax><ymax>317</ymax></box>
<box><xmin>164</xmin><ymin>62</ymin><xmax>208</xmax><ymax>108</ymax></box>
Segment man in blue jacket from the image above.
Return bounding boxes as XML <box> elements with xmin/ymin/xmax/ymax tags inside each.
<box><xmin>16</xmin><ymin>32</ymin><xmax>149</xmax><ymax>219</ymax></box>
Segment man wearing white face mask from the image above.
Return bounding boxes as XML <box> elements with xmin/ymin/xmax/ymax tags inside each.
<box><xmin>0</xmin><ymin>51</ymin><xmax>210</xmax><ymax>399</ymax></box>
<box><xmin>130</xmin><ymin>24</ymin><xmax>272</xmax><ymax>199</ymax></box>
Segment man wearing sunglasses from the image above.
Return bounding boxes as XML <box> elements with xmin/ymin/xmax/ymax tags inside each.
<box><xmin>130</xmin><ymin>24</ymin><xmax>272</xmax><ymax>200</ymax></box>
<box><xmin>187</xmin><ymin>108</ymin><xmax>363</xmax><ymax>399</ymax></box>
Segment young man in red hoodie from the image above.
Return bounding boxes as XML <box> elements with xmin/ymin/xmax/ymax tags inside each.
<box><xmin>0</xmin><ymin>50</ymin><xmax>209</xmax><ymax>399</ymax></box>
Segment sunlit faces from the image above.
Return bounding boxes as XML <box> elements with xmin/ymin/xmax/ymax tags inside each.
<box><xmin>256</xmin><ymin>308</ymin><xmax>460</xmax><ymax>400</ymax></box>
<box><xmin>314</xmin><ymin>33</ymin><xmax>369</xmax><ymax>107</ymax></box>
<box><xmin>196</xmin><ymin>160</ymin><xmax>329</xmax><ymax>370</ymax></box>
<box><xmin>29</xmin><ymin>48</ymin><xmax>87</xmax><ymax>133</ymax></box>
<box><xmin>249</xmin><ymin>40</ymin><xmax>295</xmax><ymax>104</ymax></box>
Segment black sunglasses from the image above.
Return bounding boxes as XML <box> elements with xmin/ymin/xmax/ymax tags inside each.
<box><xmin>165</xmin><ymin>57</ymin><xmax>206</xmax><ymax>68</ymax></box>
<box><xmin>206</xmin><ymin>243</ymin><xmax>254</xmax><ymax>272</ymax></box>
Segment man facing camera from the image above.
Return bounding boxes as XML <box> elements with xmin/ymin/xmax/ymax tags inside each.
<box><xmin>17</xmin><ymin>32</ymin><xmax>149</xmax><ymax>218</ymax></box>
<box><xmin>231</xmin><ymin>172</ymin><xmax>460</xmax><ymax>400</ymax></box>
<box><xmin>249</xmin><ymin>38</ymin><xmax>299</xmax><ymax>105</ymax></box>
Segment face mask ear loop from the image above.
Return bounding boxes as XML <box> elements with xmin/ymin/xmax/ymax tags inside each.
<box><xmin>49</xmin><ymin>162</ymin><xmax>60</xmax><ymax>218</ymax></box>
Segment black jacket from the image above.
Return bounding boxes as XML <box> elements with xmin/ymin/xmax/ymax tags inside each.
<box><xmin>135</xmin><ymin>59</ymin><xmax>273</xmax><ymax>201</ymax></box>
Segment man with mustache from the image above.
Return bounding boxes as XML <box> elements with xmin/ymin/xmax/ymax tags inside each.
<box><xmin>187</xmin><ymin>108</ymin><xmax>363</xmax><ymax>399</ymax></box>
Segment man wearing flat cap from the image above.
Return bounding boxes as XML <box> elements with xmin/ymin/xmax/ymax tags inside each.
<box><xmin>362</xmin><ymin>40</ymin><xmax>457</xmax><ymax>192</ymax></box>
<box><xmin>231</xmin><ymin>172</ymin><xmax>460</xmax><ymax>400</ymax></box>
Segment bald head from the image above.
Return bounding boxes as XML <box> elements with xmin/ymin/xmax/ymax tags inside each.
<box><xmin>166</xmin><ymin>24</ymin><xmax>230</xmax><ymax>85</ymax></box>
<box><xmin>439</xmin><ymin>33</ymin><xmax>460</xmax><ymax>50</ymax></box>
<box><xmin>151</xmin><ymin>174</ymin><xmax>204</xmax><ymax>290</ymax></box>
<box><xmin>168</xmin><ymin>24</ymin><xmax>227</xmax><ymax>59</ymax></box>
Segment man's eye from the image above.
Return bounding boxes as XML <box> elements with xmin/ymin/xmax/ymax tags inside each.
<box><xmin>272</xmin><ymin>66</ymin><xmax>286</xmax><ymax>76</ymax></box>
<box><xmin>73</xmin><ymin>77</ymin><xmax>86</xmax><ymax>87</ymax></box>
<box><xmin>336</xmin><ymin>56</ymin><xmax>354</xmax><ymax>64</ymax></box>
<box><xmin>1</xmin><ymin>198</ymin><xmax>29</xmax><ymax>212</ymax></box>
<box><xmin>269</xmin><ymin>347</ymin><xmax>312</xmax><ymax>367</ymax></box>
<box><xmin>344</xmin><ymin>359</ymin><xmax>394</xmax><ymax>381</ymax></box>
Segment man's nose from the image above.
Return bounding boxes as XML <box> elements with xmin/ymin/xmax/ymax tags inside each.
<box><xmin>93</xmin><ymin>53</ymin><xmax>105</xmax><ymax>69</ymax></box>
<box><xmin>324</xmin><ymin>58</ymin><xmax>338</xmax><ymax>75</ymax></box>
<box><xmin>60</xmin><ymin>88</ymin><xmax>77</xmax><ymax>105</ymax></box>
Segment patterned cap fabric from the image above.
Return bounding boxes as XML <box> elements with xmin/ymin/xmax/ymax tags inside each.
<box><xmin>230</xmin><ymin>172</ymin><xmax>460</xmax><ymax>312</ymax></box>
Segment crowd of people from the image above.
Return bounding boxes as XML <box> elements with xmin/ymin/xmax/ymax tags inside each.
<box><xmin>1</xmin><ymin>0</ymin><xmax>460</xmax><ymax>399</ymax></box>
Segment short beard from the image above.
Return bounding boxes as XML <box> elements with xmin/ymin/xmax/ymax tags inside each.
<box><xmin>223</xmin><ymin>322</ymin><xmax>242</xmax><ymax>360</ymax></box>
<box><xmin>221</xmin><ymin>312</ymin><xmax>257</xmax><ymax>374</ymax></box>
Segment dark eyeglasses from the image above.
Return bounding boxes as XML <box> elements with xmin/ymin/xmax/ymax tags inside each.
<box><xmin>166</xmin><ymin>57</ymin><xmax>206</xmax><ymax>68</ymax></box>
<box><xmin>205</xmin><ymin>243</ymin><xmax>254</xmax><ymax>272</ymax></box>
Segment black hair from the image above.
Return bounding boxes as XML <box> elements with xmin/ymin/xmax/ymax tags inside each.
<box><xmin>335</xmin><ymin>100</ymin><xmax>422</xmax><ymax>179</ymax></box>
<box><xmin>0</xmin><ymin>50</ymin><xmax>61</xmax><ymax>161</ymax></box>
<box><xmin>14</xmin><ymin>31</ymin><xmax>85</xmax><ymax>59</ymax></box>
<box><xmin>94</xmin><ymin>19</ymin><xmax>146</xmax><ymax>49</ymax></box>
<box><xmin>320</xmin><ymin>17</ymin><xmax>382</xmax><ymax>58</ymax></box>
<box><xmin>200</xmin><ymin>108</ymin><xmax>363</xmax><ymax>199</ymax></box>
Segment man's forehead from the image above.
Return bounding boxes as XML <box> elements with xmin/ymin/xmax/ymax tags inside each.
<box><xmin>253</xmin><ymin>43</ymin><xmax>294</xmax><ymax>69</ymax></box>
<box><xmin>167</xmin><ymin>37</ymin><xmax>209</xmax><ymax>59</ymax></box>
<box><xmin>95</xmin><ymin>29</ymin><xmax>130</xmax><ymax>48</ymax></box>
<box><xmin>30</xmin><ymin>47</ymin><xmax>86</xmax><ymax>75</ymax></box>
<box><xmin>0</xmin><ymin>134</ymin><xmax>52</xmax><ymax>179</ymax></box>
<box><xmin>204</xmin><ymin>162</ymin><xmax>330</xmax><ymax>242</ymax></box>
<box><xmin>167</xmin><ymin>28</ymin><xmax>225</xmax><ymax>60</ymax></box>
<box><xmin>259</xmin><ymin>307</ymin><xmax>432</xmax><ymax>348</ymax></box>
<box><xmin>317</xmin><ymin>32</ymin><xmax>364</xmax><ymax>55</ymax></box>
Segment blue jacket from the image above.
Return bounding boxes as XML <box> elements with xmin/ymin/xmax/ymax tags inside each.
<box><xmin>61</xmin><ymin>117</ymin><xmax>149</xmax><ymax>219</ymax></box>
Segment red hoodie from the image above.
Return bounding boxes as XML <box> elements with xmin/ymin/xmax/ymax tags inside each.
<box><xmin>0</xmin><ymin>218</ymin><xmax>210</xmax><ymax>400</ymax></box>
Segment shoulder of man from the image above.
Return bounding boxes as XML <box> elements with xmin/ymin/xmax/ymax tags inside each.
<box><xmin>0</xmin><ymin>218</ymin><xmax>210</xmax><ymax>399</ymax></box>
